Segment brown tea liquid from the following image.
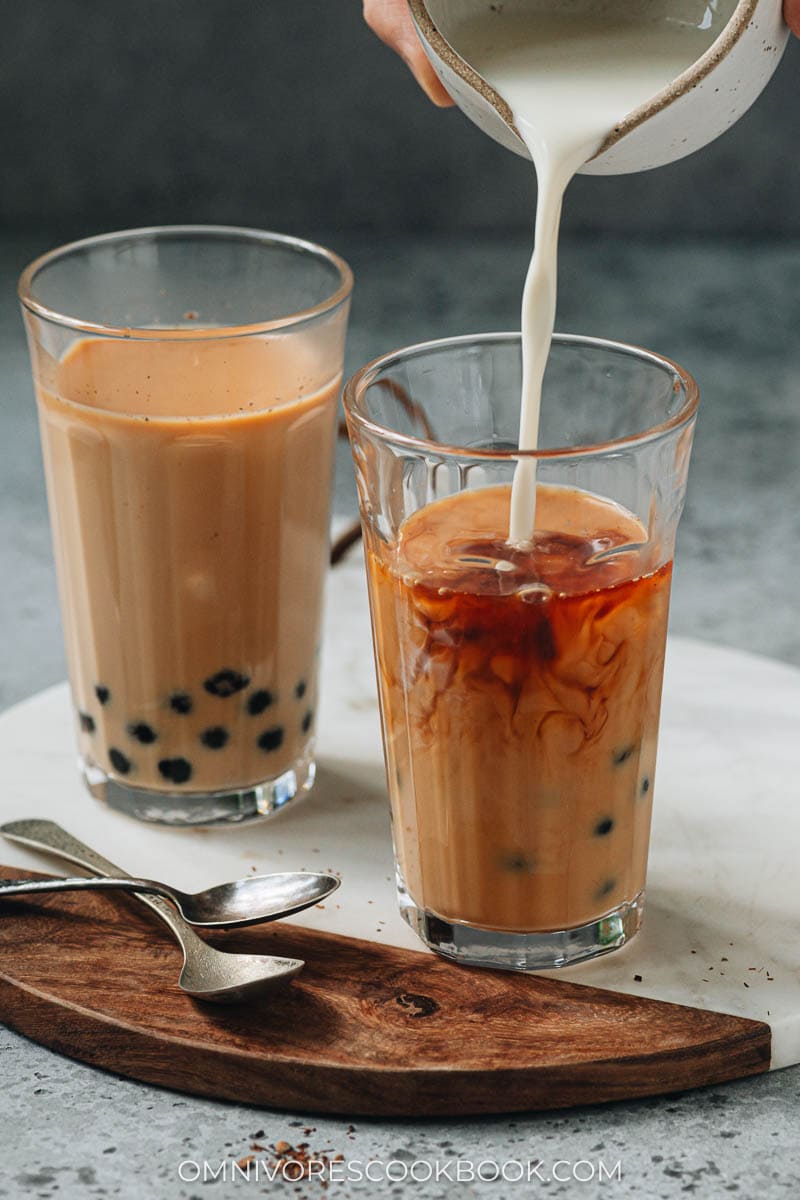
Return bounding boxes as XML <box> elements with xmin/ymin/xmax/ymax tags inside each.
<box><xmin>367</xmin><ymin>484</ymin><xmax>671</xmax><ymax>934</ymax></box>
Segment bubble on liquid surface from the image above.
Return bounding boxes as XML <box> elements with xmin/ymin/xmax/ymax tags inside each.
<box><xmin>454</xmin><ymin>553</ymin><xmax>517</xmax><ymax>574</ymax></box>
<box><xmin>518</xmin><ymin>582</ymin><xmax>553</xmax><ymax>604</ymax></box>
<box><xmin>585</xmin><ymin>539</ymin><xmax>645</xmax><ymax>566</ymax></box>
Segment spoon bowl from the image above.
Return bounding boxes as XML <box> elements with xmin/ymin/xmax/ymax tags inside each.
<box><xmin>408</xmin><ymin>0</ymin><xmax>789</xmax><ymax>174</ymax></box>
<box><xmin>176</xmin><ymin>941</ymin><xmax>304</xmax><ymax>1003</ymax></box>
<box><xmin>179</xmin><ymin>872</ymin><xmax>340</xmax><ymax>927</ymax></box>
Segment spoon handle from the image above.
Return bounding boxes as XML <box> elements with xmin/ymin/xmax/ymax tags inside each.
<box><xmin>0</xmin><ymin>874</ymin><xmax>174</xmax><ymax>903</ymax></box>
<box><xmin>0</xmin><ymin>819</ymin><xmax>203</xmax><ymax>959</ymax></box>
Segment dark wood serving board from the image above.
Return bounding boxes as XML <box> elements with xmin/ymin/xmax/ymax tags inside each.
<box><xmin>0</xmin><ymin>866</ymin><xmax>770</xmax><ymax>1116</ymax></box>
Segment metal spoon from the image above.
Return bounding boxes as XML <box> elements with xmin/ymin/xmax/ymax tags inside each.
<box><xmin>0</xmin><ymin>869</ymin><xmax>339</xmax><ymax>928</ymax></box>
<box><xmin>0</xmin><ymin>819</ymin><xmax>308</xmax><ymax>1003</ymax></box>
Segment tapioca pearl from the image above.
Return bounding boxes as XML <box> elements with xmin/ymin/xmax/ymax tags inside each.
<box><xmin>158</xmin><ymin>757</ymin><xmax>193</xmax><ymax>784</ymax></box>
<box><xmin>170</xmin><ymin>692</ymin><xmax>193</xmax><ymax>715</ymax></box>
<box><xmin>533</xmin><ymin>615</ymin><xmax>557</xmax><ymax>662</ymax></box>
<box><xmin>499</xmin><ymin>851</ymin><xmax>536</xmax><ymax>874</ymax></box>
<box><xmin>247</xmin><ymin>689</ymin><xmax>273</xmax><ymax>716</ymax></box>
<box><xmin>595</xmin><ymin>878</ymin><xmax>617</xmax><ymax>901</ymax></box>
<box><xmin>109</xmin><ymin>748</ymin><xmax>132</xmax><ymax>775</ymax></box>
<box><xmin>127</xmin><ymin>722</ymin><xmax>157</xmax><ymax>745</ymax></box>
<box><xmin>95</xmin><ymin>685</ymin><xmax>110</xmax><ymax>706</ymax></box>
<box><xmin>78</xmin><ymin>711</ymin><xmax>95</xmax><ymax>734</ymax></box>
<box><xmin>594</xmin><ymin>817</ymin><xmax>614</xmax><ymax>837</ymax></box>
<box><xmin>641</xmin><ymin>777</ymin><xmax>651</xmax><ymax>796</ymax></box>
<box><xmin>258</xmin><ymin>727</ymin><xmax>284</xmax><ymax>753</ymax></box>
<box><xmin>203</xmin><ymin>669</ymin><xmax>250</xmax><ymax>698</ymax></box>
<box><xmin>294</xmin><ymin>679</ymin><xmax>307</xmax><ymax>700</ymax></box>
<box><xmin>612</xmin><ymin>744</ymin><xmax>637</xmax><ymax>767</ymax></box>
<box><xmin>301</xmin><ymin>709</ymin><xmax>313</xmax><ymax>734</ymax></box>
<box><xmin>200</xmin><ymin>726</ymin><xmax>229</xmax><ymax>750</ymax></box>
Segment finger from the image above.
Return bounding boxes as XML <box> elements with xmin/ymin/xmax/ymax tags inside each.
<box><xmin>406</xmin><ymin>47</ymin><xmax>455</xmax><ymax>108</ymax></box>
<box><xmin>364</xmin><ymin>0</ymin><xmax>454</xmax><ymax>106</ymax></box>
<box><xmin>785</xmin><ymin>0</ymin><xmax>800</xmax><ymax>35</ymax></box>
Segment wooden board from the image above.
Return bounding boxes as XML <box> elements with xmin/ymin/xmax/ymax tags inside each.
<box><xmin>0</xmin><ymin>866</ymin><xmax>770</xmax><ymax>1116</ymax></box>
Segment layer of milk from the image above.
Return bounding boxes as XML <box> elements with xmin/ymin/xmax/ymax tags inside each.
<box><xmin>452</xmin><ymin>11</ymin><xmax>717</xmax><ymax>544</ymax></box>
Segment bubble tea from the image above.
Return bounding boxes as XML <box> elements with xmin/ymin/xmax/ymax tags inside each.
<box><xmin>346</xmin><ymin>334</ymin><xmax>697</xmax><ymax>970</ymax></box>
<box><xmin>20</xmin><ymin>228</ymin><xmax>351</xmax><ymax>825</ymax></box>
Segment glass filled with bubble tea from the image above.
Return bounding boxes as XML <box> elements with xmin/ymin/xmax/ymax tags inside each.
<box><xmin>345</xmin><ymin>333</ymin><xmax>697</xmax><ymax>970</ymax></box>
<box><xmin>20</xmin><ymin>226</ymin><xmax>352</xmax><ymax>826</ymax></box>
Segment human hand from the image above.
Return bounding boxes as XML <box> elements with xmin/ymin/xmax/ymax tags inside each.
<box><xmin>786</xmin><ymin>0</ymin><xmax>800</xmax><ymax>35</ymax></box>
<box><xmin>363</xmin><ymin>0</ymin><xmax>454</xmax><ymax>106</ymax></box>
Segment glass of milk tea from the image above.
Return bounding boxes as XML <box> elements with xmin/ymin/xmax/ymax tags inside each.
<box><xmin>345</xmin><ymin>333</ymin><xmax>698</xmax><ymax>970</ymax></box>
<box><xmin>19</xmin><ymin>227</ymin><xmax>352</xmax><ymax>825</ymax></box>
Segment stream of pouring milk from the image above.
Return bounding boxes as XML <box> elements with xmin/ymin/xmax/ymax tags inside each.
<box><xmin>453</xmin><ymin>11</ymin><xmax>717</xmax><ymax>544</ymax></box>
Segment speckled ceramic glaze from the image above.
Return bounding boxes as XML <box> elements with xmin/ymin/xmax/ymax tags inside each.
<box><xmin>408</xmin><ymin>0</ymin><xmax>790</xmax><ymax>174</ymax></box>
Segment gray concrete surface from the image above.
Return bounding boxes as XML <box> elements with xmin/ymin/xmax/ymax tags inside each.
<box><xmin>1</xmin><ymin>231</ymin><xmax>799</xmax><ymax>1197</ymax></box>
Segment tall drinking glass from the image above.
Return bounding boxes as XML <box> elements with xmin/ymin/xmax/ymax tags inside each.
<box><xmin>345</xmin><ymin>333</ymin><xmax>698</xmax><ymax>970</ymax></box>
<box><xmin>20</xmin><ymin>226</ymin><xmax>352</xmax><ymax>826</ymax></box>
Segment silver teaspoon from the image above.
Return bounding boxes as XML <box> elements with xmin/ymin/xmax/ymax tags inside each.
<box><xmin>0</xmin><ymin>819</ymin><xmax>305</xmax><ymax>1003</ymax></box>
<box><xmin>0</xmin><ymin>869</ymin><xmax>339</xmax><ymax>928</ymax></box>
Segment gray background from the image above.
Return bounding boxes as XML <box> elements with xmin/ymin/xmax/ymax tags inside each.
<box><xmin>2</xmin><ymin>3</ymin><xmax>800</xmax><ymax>1198</ymax></box>
<box><xmin>2</xmin><ymin>0</ymin><xmax>798</xmax><ymax>238</ymax></box>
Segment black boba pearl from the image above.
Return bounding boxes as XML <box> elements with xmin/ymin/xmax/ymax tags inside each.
<box><xmin>78</xmin><ymin>711</ymin><xmax>95</xmax><ymax>734</ymax></box>
<box><xmin>247</xmin><ymin>689</ymin><xmax>273</xmax><ymax>716</ymax></box>
<box><xmin>170</xmin><ymin>692</ymin><xmax>193</xmax><ymax>715</ymax></box>
<box><xmin>204</xmin><ymin>669</ymin><xmax>250</xmax><ymax>698</ymax></box>
<box><xmin>158</xmin><ymin>757</ymin><xmax>193</xmax><ymax>784</ymax></box>
<box><xmin>109</xmin><ymin>748</ymin><xmax>131</xmax><ymax>775</ymax></box>
<box><xmin>533</xmin><ymin>615</ymin><xmax>557</xmax><ymax>662</ymax></box>
<box><xmin>641</xmin><ymin>777</ymin><xmax>651</xmax><ymax>795</ymax></box>
<box><xmin>294</xmin><ymin>680</ymin><xmax>307</xmax><ymax>700</ymax></box>
<box><xmin>200</xmin><ymin>726</ymin><xmax>229</xmax><ymax>750</ymax></box>
<box><xmin>613</xmin><ymin>744</ymin><xmax>636</xmax><ymax>766</ymax></box>
<box><xmin>594</xmin><ymin>817</ymin><xmax>614</xmax><ymax>837</ymax></box>
<box><xmin>500</xmin><ymin>851</ymin><xmax>536</xmax><ymax>874</ymax></box>
<box><xmin>257</xmin><ymin>727</ymin><xmax>284</xmax><ymax>753</ymax></box>
<box><xmin>95</xmin><ymin>685</ymin><xmax>111</xmax><ymax>706</ymax></box>
<box><xmin>301</xmin><ymin>710</ymin><xmax>313</xmax><ymax>734</ymax></box>
<box><xmin>127</xmin><ymin>722</ymin><xmax>157</xmax><ymax>745</ymax></box>
<box><xmin>596</xmin><ymin>878</ymin><xmax>617</xmax><ymax>900</ymax></box>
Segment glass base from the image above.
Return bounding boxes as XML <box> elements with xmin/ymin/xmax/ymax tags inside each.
<box><xmin>81</xmin><ymin>748</ymin><xmax>316</xmax><ymax>827</ymax></box>
<box><xmin>398</xmin><ymin>877</ymin><xmax>644</xmax><ymax>971</ymax></box>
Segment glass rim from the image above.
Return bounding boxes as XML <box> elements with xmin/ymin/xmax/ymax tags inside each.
<box><xmin>17</xmin><ymin>224</ymin><xmax>354</xmax><ymax>340</ymax></box>
<box><xmin>344</xmin><ymin>331</ymin><xmax>700</xmax><ymax>461</ymax></box>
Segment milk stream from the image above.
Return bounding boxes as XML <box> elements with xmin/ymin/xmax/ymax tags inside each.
<box><xmin>453</xmin><ymin>11</ymin><xmax>720</xmax><ymax>545</ymax></box>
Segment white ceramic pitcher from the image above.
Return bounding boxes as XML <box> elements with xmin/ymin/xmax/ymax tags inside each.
<box><xmin>407</xmin><ymin>0</ymin><xmax>790</xmax><ymax>174</ymax></box>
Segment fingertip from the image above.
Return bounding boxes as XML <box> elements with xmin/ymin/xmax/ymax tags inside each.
<box><xmin>424</xmin><ymin>77</ymin><xmax>456</xmax><ymax>107</ymax></box>
<box><xmin>408</xmin><ymin>54</ymin><xmax>454</xmax><ymax>107</ymax></box>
